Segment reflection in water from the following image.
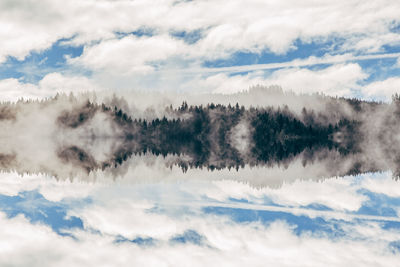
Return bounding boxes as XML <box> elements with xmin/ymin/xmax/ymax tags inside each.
<box><xmin>1</xmin><ymin>89</ymin><xmax>400</xmax><ymax>266</ymax></box>
<box><xmin>0</xmin><ymin>90</ymin><xmax>399</xmax><ymax>184</ymax></box>
<box><xmin>1</xmin><ymin>170</ymin><xmax>400</xmax><ymax>266</ymax></box>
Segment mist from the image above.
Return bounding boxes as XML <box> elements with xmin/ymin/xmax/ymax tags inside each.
<box><xmin>0</xmin><ymin>86</ymin><xmax>397</xmax><ymax>188</ymax></box>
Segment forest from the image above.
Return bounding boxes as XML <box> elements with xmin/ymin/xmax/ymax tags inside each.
<box><xmin>0</xmin><ymin>92</ymin><xmax>397</xmax><ymax>179</ymax></box>
<box><xmin>54</xmin><ymin>98</ymin><xmax>364</xmax><ymax>173</ymax></box>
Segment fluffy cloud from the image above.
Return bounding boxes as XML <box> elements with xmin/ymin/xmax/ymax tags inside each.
<box><xmin>361</xmin><ymin>77</ymin><xmax>400</xmax><ymax>100</ymax></box>
<box><xmin>0</xmin><ymin>73</ymin><xmax>101</xmax><ymax>102</ymax></box>
<box><xmin>205</xmin><ymin>178</ymin><xmax>367</xmax><ymax>212</ymax></box>
<box><xmin>0</xmin><ymin>172</ymin><xmax>97</xmax><ymax>202</ymax></box>
<box><xmin>1</xmin><ymin>0</ymin><xmax>398</xmax><ymax>99</ymax></box>
<box><xmin>361</xmin><ymin>173</ymin><xmax>400</xmax><ymax>198</ymax></box>
<box><xmin>343</xmin><ymin>33</ymin><xmax>400</xmax><ymax>53</ymax></box>
<box><xmin>1</xmin><ymin>201</ymin><xmax>400</xmax><ymax>267</ymax></box>
<box><xmin>70</xmin><ymin>35</ymin><xmax>188</xmax><ymax>75</ymax></box>
<box><xmin>1</xmin><ymin>0</ymin><xmax>400</xmax><ymax>64</ymax></box>
<box><xmin>261</xmin><ymin>64</ymin><xmax>367</xmax><ymax>96</ymax></box>
<box><xmin>0</xmin><ymin>171</ymin><xmax>399</xmax><ymax>266</ymax></box>
<box><xmin>38</xmin><ymin>72</ymin><xmax>100</xmax><ymax>93</ymax></box>
<box><xmin>0</xmin><ymin>78</ymin><xmax>42</xmax><ymax>101</ymax></box>
<box><xmin>191</xmin><ymin>72</ymin><xmax>268</xmax><ymax>94</ymax></box>
<box><xmin>193</xmin><ymin>63</ymin><xmax>367</xmax><ymax>97</ymax></box>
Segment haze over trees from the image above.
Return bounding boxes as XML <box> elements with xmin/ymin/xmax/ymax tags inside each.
<box><xmin>0</xmin><ymin>89</ymin><xmax>398</xmax><ymax>180</ymax></box>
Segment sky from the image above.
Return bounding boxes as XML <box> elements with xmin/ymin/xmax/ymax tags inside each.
<box><xmin>2</xmin><ymin>170</ymin><xmax>400</xmax><ymax>266</ymax></box>
<box><xmin>0</xmin><ymin>0</ymin><xmax>400</xmax><ymax>101</ymax></box>
<box><xmin>2</xmin><ymin>1</ymin><xmax>400</xmax><ymax>266</ymax></box>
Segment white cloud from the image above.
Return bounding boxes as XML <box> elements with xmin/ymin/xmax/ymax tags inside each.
<box><xmin>70</xmin><ymin>35</ymin><xmax>188</xmax><ymax>75</ymax></box>
<box><xmin>72</xmin><ymin>188</ymin><xmax>180</xmax><ymax>239</ymax></box>
<box><xmin>262</xmin><ymin>64</ymin><xmax>368</xmax><ymax>96</ymax></box>
<box><xmin>0</xmin><ymin>0</ymin><xmax>398</xmax><ymax>98</ymax></box>
<box><xmin>1</xmin><ymin>0</ymin><xmax>400</xmax><ymax>64</ymax></box>
<box><xmin>0</xmin><ymin>173</ymin><xmax>42</xmax><ymax>197</ymax></box>
<box><xmin>264</xmin><ymin>178</ymin><xmax>367</xmax><ymax>212</ymax></box>
<box><xmin>0</xmin><ymin>78</ymin><xmax>43</xmax><ymax>101</ymax></box>
<box><xmin>193</xmin><ymin>72</ymin><xmax>267</xmax><ymax>94</ymax></box>
<box><xmin>202</xmin><ymin>177</ymin><xmax>367</xmax><ymax>212</ymax></box>
<box><xmin>191</xmin><ymin>52</ymin><xmax>400</xmax><ymax>74</ymax></box>
<box><xmin>0</xmin><ymin>0</ymin><xmax>71</xmax><ymax>63</ymax></box>
<box><xmin>344</xmin><ymin>33</ymin><xmax>400</xmax><ymax>53</ymax></box>
<box><xmin>38</xmin><ymin>73</ymin><xmax>100</xmax><ymax>93</ymax></box>
<box><xmin>361</xmin><ymin>173</ymin><xmax>400</xmax><ymax>198</ymax></box>
<box><xmin>0</xmin><ymin>73</ymin><xmax>101</xmax><ymax>102</ymax></box>
<box><xmin>190</xmin><ymin>63</ymin><xmax>367</xmax><ymax>97</ymax></box>
<box><xmin>0</xmin><ymin>171</ymin><xmax>399</xmax><ymax>266</ymax></box>
<box><xmin>2</xmin><ymin>203</ymin><xmax>400</xmax><ymax>267</ymax></box>
<box><xmin>362</xmin><ymin>77</ymin><xmax>400</xmax><ymax>101</ymax></box>
<box><xmin>0</xmin><ymin>173</ymin><xmax>99</xmax><ymax>207</ymax></box>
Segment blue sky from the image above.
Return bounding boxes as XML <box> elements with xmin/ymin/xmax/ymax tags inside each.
<box><xmin>0</xmin><ymin>40</ymin><xmax>84</xmax><ymax>82</ymax></box>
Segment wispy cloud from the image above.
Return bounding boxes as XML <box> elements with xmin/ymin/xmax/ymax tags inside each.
<box><xmin>181</xmin><ymin>52</ymin><xmax>400</xmax><ymax>74</ymax></box>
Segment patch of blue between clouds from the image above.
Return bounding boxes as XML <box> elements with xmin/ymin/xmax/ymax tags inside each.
<box><xmin>115</xmin><ymin>235</ymin><xmax>157</xmax><ymax>247</ymax></box>
<box><xmin>0</xmin><ymin>38</ymin><xmax>83</xmax><ymax>83</ymax></box>
<box><xmin>389</xmin><ymin>240</ymin><xmax>400</xmax><ymax>254</ymax></box>
<box><xmin>200</xmin><ymin>38</ymin><xmax>400</xmax><ymax>90</ymax></box>
<box><xmin>356</xmin><ymin>189</ymin><xmax>400</xmax><ymax>218</ymax></box>
<box><xmin>226</xmin><ymin>196</ymin><xmax>292</xmax><ymax>208</ymax></box>
<box><xmin>358</xmin><ymin>57</ymin><xmax>400</xmax><ymax>85</ymax></box>
<box><xmin>114</xmin><ymin>28</ymin><xmax>155</xmax><ymax>39</ymax></box>
<box><xmin>0</xmin><ymin>190</ymin><xmax>89</xmax><ymax>236</ymax></box>
<box><xmin>302</xmin><ymin>203</ymin><xmax>333</xmax><ymax>211</ymax></box>
<box><xmin>226</xmin><ymin>197</ymin><xmax>334</xmax><ymax>212</ymax></box>
<box><xmin>381</xmin><ymin>221</ymin><xmax>400</xmax><ymax>231</ymax></box>
<box><xmin>170</xmin><ymin>29</ymin><xmax>203</xmax><ymax>44</ymax></box>
<box><xmin>202</xmin><ymin>39</ymin><xmax>341</xmax><ymax>69</ymax></box>
<box><xmin>389</xmin><ymin>23</ymin><xmax>400</xmax><ymax>34</ymax></box>
<box><xmin>227</xmin><ymin>197</ymin><xmax>250</xmax><ymax>204</ymax></box>
<box><xmin>147</xmin><ymin>204</ymin><xmax>200</xmax><ymax>218</ymax></box>
<box><xmin>202</xmin><ymin>206</ymin><xmax>346</xmax><ymax>238</ymax></box>
<box><xmin>169</xmin><ymin>229</ymin><xmax>206</xmax><ymax>246</ymax></box>
<box><xmin>114</xmin><ymin>229</ymin><xmax>206</xmax><ymax>247</ymax></box>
